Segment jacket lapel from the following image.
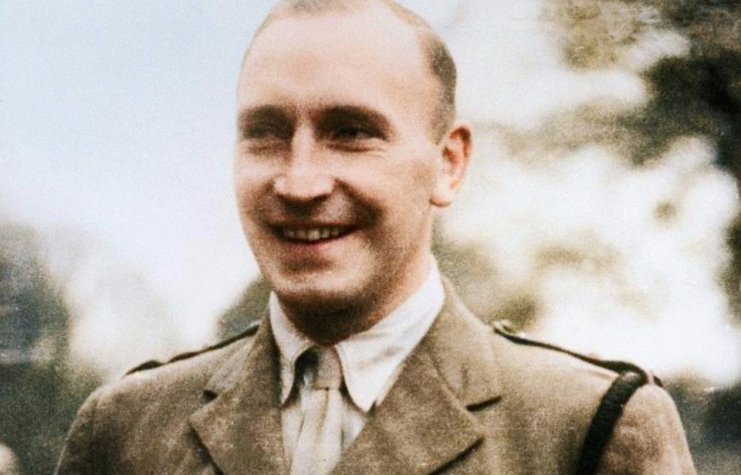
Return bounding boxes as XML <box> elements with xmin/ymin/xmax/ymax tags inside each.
<box><xmin>189</xmin><ymin>319</ymin><xmax>287</xmax><ymax>475</ymax></box>
<box><xmin>332</xmin><ymin>286</ymin><xmax>503</xmax><ymax>475</ymax></box>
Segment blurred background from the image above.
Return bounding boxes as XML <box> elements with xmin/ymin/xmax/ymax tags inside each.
<box><xmin>1</xmin><ymin>0</ymin><xmax>739</xmax><ymax>473</ymax></box>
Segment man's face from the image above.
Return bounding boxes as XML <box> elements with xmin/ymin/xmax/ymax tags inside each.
<box><xmin>234</xmin><ymin>8</ymin><xmax>453</xmax><ymax>321</ymax></box>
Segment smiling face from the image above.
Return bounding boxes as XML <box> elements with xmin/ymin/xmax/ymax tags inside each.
<box><xmin>234</xmin><ymin>5</ymin><xmax>469</xmax><ymax>339</ymax></box>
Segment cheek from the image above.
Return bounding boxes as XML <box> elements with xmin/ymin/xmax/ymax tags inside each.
<box><xmin>400</xmin><ymin>152</ymin><xmax>440</xmax><ymax>205</ymax></box>
<box><xmin>233</xmin><ymin>178</ymin><xmax>254</xmax><ymax>216</ymax></box>
<box><xmin>373</xmin><ymin>163</ymin><xmax>439</xmax><ymax>227</ymax></box>
<box><xmin>346</xmin><ymin>168</ymin><xmax>425</xmax><ymax>216</ymax></box>
<box><xmin>233</xmin><ymin>179</ymin><xmax>272</xmax><ymax>243</ymax></box>
<box><xmin>233</xmin><ymin>161</ymin><xmax>270</xmax><ymax>210</ymax></box>
<box><xmin>361</xmin><ymin>143</ymin><xmax>438</xmax><ymax>189</ymax></box>
<box><xmin>414</xmin><ymin>158</ymin><xmax>440</xmax><ymax>192</ymax></box>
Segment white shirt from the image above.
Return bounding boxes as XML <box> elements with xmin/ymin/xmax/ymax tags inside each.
<box><xmin>269</xmin><ymin>260</ymin><xmax>445</xmax><ymax>465</ymax></box>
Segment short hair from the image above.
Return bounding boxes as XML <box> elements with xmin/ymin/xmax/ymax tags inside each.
<box><xmin>249</xmin><ymin>0</ymin><xmax>457</xmax><ymax>140</ymax></box>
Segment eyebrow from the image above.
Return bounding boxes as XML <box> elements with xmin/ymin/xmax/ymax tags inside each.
<box><xmin>317</xmin><ymin>105</ymin><xmax>392</xmax><ymax>133</ymax></box>
<box><xmin>237</xmin><ymin>105</ymin><xmax>292</xmax><ymax>135</ymax></box>
<box><xmin>238</xmin><ymin>103</ymin><xmax>392</xmax><ymax>125</ymax></box>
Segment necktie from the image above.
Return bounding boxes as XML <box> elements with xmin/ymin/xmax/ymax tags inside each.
<box><xmin>290</xmin><ymin>347</ymin><xmax>344</xmax><ymax>475</ymax></box>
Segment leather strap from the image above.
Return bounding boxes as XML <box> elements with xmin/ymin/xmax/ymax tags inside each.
<box><xmin>575</xmin><ymin>370</ymin><xmax>648</xmax><ymax>475</ymax></box>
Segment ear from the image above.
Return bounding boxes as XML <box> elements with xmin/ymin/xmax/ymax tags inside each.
<box><xmin>431</xmin><ymin>120</ymin><xmax>472</xmax><ymax>207</ymax></box>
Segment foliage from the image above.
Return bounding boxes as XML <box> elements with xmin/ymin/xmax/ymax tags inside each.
<box><xmin>0</xmin><ymin>221</ymin><xmax>101</xmax><ymax>475</ymax></box>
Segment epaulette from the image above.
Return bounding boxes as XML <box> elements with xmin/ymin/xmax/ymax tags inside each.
<box><xmin>492</xmin><ymin>320</ymin><xmax>660</xmax><ymax>475</ymax></box>
<box><xmin>125</xmin><ymin>319</ymin><xmax>261</xmax><ymax>376</ymax></box>
<box><xmin>491</xmin><ymin>320</ymin><xmax>658</xmax><ymax>386</ymax></box>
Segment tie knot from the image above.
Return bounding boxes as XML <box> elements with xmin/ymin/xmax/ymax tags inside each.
<box><xmin>310</xmin><ymin>347</ymin><xmax>342</xmax><ymax>390</ymax></box>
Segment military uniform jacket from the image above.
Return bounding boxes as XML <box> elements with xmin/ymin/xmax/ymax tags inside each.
<box><xmin>56</xmin><ymin>288</ymin><xmax>697</xmax><ymax>475</ymax></box>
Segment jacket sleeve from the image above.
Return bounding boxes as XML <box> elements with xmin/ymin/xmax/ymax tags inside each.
<box><xmin>55</xmin><ymin>388</ymin><xmax>104</xmax><ymax>475</ymax></box>
<box><xmin>595</xmin><ymin>383</ymin><xmax>697</xmax><ymax>475</ymax></box>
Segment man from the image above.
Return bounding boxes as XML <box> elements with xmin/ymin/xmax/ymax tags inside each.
<box><xmin>56</xmin><ymin>0</ymin><xmax>697</xmax><ymax>474</ymax></box>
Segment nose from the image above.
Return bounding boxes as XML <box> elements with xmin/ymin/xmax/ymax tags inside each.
<box><xmin>273</xmin><ymin>130</ymin><xmax>334</xmax><ymax>202</ymax></box>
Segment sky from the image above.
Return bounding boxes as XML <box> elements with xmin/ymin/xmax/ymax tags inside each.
<box><xmin>1</xmin><ymin>1</ymin><xmax>272</xmax><ymax>343</ymax></box>
<box><xmin>2</xmin><ymin>0</ymin><xmax>740</xmax><ymax>383</ymax></box>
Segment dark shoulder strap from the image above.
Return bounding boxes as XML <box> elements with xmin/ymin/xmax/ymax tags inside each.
<box><xmin>575</xmin><ymin>370</ymin><xmax>649</xmax><ymax>475</ymax></box>
<box><xmin>125</xmin><ymin>319</ymin><xmax>261</xmax><ymax>375</ymax></box>
<box><xmin>490</xmin><ymin>321</ymin><xmax>655</xmax><ymax>475</ymax></box>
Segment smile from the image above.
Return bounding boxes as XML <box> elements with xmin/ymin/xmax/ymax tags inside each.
<box><xmin>280</xmin><ymin>226</ymin><xmax>349</xmax><ymax>242</ymax></box>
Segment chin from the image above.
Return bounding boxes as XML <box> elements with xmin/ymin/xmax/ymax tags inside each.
<box><xmin>271</xmin><ymin>273</ymin><xmax>371</xmax><ymax>317</ymax></box>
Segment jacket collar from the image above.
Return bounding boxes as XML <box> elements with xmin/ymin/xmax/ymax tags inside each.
<box><xmin>417</xmin><ymin>280</ymin><xmax>502</xmax><ymax>408</ymax></box>
<box><xmin>189</xmin><ymin>318</ymin><xmax>288</xmax><ymax>475</ymax></box>
<box><xmin>190</xmin><ymin>284</ymin><xmax>502</xmax><ymax>475</ymax></box>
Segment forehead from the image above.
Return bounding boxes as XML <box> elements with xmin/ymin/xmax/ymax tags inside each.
<box><xmin>237</xmin><ymin>7</ymin><xmax>436</xmax><ymax>119</ymax></box>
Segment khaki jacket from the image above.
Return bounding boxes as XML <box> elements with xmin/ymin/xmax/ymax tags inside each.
<box><xmin>56</xmin><ymin>289</ymin><xmax>696</xmax><ymax>475</ymax></box>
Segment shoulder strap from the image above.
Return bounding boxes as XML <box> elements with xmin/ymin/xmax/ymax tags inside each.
<box><xmin>125</xmin><ymin>319</ymin><xmax>261</xmax><ymax>375</ymax></box>
<box><xmin>492</xmin><ymin>321</ymin><xmax>652</xmax><ymax>378</ymax></box>
<box><xmin>575</xmin><ymin>370</ymin><xmax>648</xmax><ymax>475</ymax></box>
<box><xmin>490</xmin><ymin>321</ymin><xmax>655</xmax><ymax>475</ymax></box>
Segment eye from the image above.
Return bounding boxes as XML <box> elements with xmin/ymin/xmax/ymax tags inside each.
<box><xmin>318</xmin><ymin>106</ymin><xmax>391</xmax><ymax>151</ymax></box>
<box><xmin>244</xmin><ymin>124</ymin><xmax>270</xmax><ymax>139</ymax></box>
<box><xmin>242</xmin><ymin>122</ymin><xmax>290</xmax><ymax>141</ymax></box>
<box><xmin>239</xmin><ymin>121</ymin><xmax>294</xmax><ymax>156</ymax></box>
<box><xmin>324</xmin><ymin>122</ymin><xmax>386</xmax><ymax>152</ymax></box>
<box><xmin>331</xmin><ymin>125</ymin><xmax>379</xmax><ymax>141</ymax></box>
<box><xmin>237</xmin><ymin>106</ymin><xmax>294</xmax><ymax>150</ymax></box>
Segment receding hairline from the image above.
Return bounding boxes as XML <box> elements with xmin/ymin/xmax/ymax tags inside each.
<box><xmin>251</xmin><ymin>0</ymin><xmax>430</xmax><ymax>38</ymax></box>
<box><xmin>243</xmin><ymin>0</ymin><xmax>457</xmax><ymax>140</ymax></box>
<box><xmin>247</xmin><ymin>0</ymin><xmax>424</xmax><ymax>57</ymax></box>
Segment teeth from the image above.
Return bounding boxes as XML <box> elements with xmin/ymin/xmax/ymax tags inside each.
<box><xmin>281</xmin><ymin>226</ymin><xmax>345</xmax><ymax>242</ymax></box>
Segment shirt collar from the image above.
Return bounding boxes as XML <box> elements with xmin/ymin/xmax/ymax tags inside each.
<box><xmin>270</xmin><ymin>259</ymin><xmax>445</xmax><ymax>412</ymax></box>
